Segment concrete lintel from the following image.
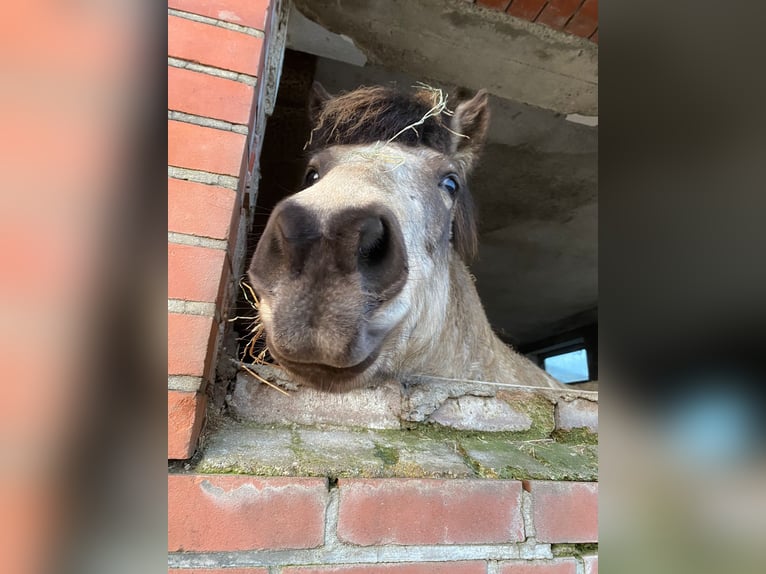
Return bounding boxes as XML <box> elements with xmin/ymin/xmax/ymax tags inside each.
<box><xmin>287</xmin><ymin>4</ymin><xmax>367</xmax><ymax>67</ymax></box>
<box><xmin>293</xmin><ymin>0</ymin><xmax>597</xmax><ymax>115</ymax></box>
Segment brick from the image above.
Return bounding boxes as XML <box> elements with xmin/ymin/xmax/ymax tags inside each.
<box><xmin>168</xmin><ymin>0</ymin><xmax>270</xmax><ymax>29</ymax></box>
<box><xmin>168</xmin><ymin>66</ymin><xmax>254</xmax><ymax>125</ymax></box>
<box><xmin>169</xmin><ymin>570</ymin><xmax>268</xmax><ymax>574</ymax></box>
<box><xmin>583</xmin><ymin>555</ymin><xmax>598</xmax><ymax>574</ymax></box>
<box><xmin>168</xmin><ymin>243</ymin><xmax>227</xmax><ymax>303</ymax></box>
<box><xmin>564</xmin><ymin>0</ymin><xmax>598</xmax><ymax>39</ymax></box>
<box><xmin>590</xmin><ymin>29</ymin><xmax>598</xmax><ymax>43</ymax></box>
<box><xmin>230</xmin><ymin>368</ymin><xmax>401</xmax><ymax>429</ymax></box>
<box><xmin>477</xmin><ymin>0</ymin><xmax>512</xmax><ymax>11</ymax></box>
<box><xmin>168</xmin><ymin>475</ymin><xmax>328</xmax><ymax>551</ymax></box>
<box><xmin>168</xmin><ymin>120</ymin><xmax>246</xmax><ymax>176</ymax></box>
<box><xmin>525</xmin><ymin>481</ymin><xmax>598</xmax><ymax>542</ymax></box>
<box><xmin>499</xmin><ymin>559</ymin><xmax>578</xmax><ymax>574</ymax></box>
<box><xmin>506</xmin><ymin>0</ymin><xmax>547</xmax><ymax>21</ymax></box>
<box><xmin>168</xmin><ymin>390</ymin><xmax>206</xmax><ymax>459</ymax></box>
<box><xmin>536</xmin><ymin>0</ymin><xmax>582</xmax><ymax>30</ymax></box>
<box><xmin>168</xmin><ymin>178</ymin><xmax>237</xmax><ymax>240</ymax></box>
<box><xmin>429</xmin><ymin>395</ymin><xmax>533</xmax><ymax>431</ymax></box>
<box><xmin>554</xmin><ymin>398</ymin><xmax>598</xmax><ymax>432</ymax></box>
<box><xmin>168</xmin><ymin>15</ymin><xmax>263</xmax><ymax>76</ymax></box>
<box><xmin>168</xmin><ymin>312</ymin><xmax>217</xmax><ymax>376</ymax></box>
<box><xmin>284</xmin><ymin>564</ymin><xmax>486</xmax><ymax>574</ymax></box>
<box><xmin>337</xmin><ymin>479</ymin><xmax>524</xmax><ymax>545</ymax></box>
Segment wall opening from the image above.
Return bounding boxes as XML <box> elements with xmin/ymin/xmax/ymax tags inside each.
<box><xmin>232</xmin><ymin>45</ymin><xmax>598</xmax><ymax>389</ymax></box>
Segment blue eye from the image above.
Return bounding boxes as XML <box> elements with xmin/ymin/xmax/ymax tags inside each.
<box><xmin>439</xmin><ymin>174</ymin><xmax>460</xmax><ymax>196</ymax></box>
<box><xmin>304</xmin><ymin>169</ymin><xmax>320</xmax><ymax>187</ymax></box>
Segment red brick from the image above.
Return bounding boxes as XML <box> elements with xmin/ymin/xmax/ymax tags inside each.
<box><xmin>168</xmin><ymin>243</ymin><xmax>227</xmax><ymax>303</ymax></box>
<box><xmin>168</xmin><ymin>15</ymin><xmax>263</xmax><ymax>76</ymax></box>
<box><xmin>168</xmin><ymin>312</ymin><xmax>217</xmax><ymax>375</ymax></box>
<box><xmin>583</xmin><ymin>555</ymin><xmax>598</xmax><ymax>574</ymax></box>
<box><xmin>536</xmin><ymin>0</ymin><xmax>582</xmax><ymax>30</ymax></box>
<box><xmin>169</xmin><ymin>570</ymin><xmax>268</xmax><ymax>574</ymax></box>
<box><xmin>507</xmin><ymin>0</ymin><xmax>547</xmax><ymax>21</ymax></box>
<box><xmin>168</xmin><ymin>390</ymin><xmax>206</xmax><ymax>459</ymax></box>
<box><xmin>168</xmin><ymin>120</ymin><xmax>246</xmax><ymax>176</ymax></box>
<box><xmin>337</xmin><ymin>479</ymin><xmax>524</xmax><ymax>545</ymax></box>
<box><xmin>590</xmin><ymin>29</ymin><xmax>598</xmax><ymax>43</ymax></box>
<box><xmin>168</xmin><ymin>66</ymin><xmax>254</xmax><ymax>125</ymax></box>
<box><xmin>499</xmin><ymin>559</ymin><xmax>578</xmax><ymax>574</ymax></box>
<box><xmin>564</xmin><ymin>0</ymin><xmax>598</xmax><ymax>38</ymax></box>
<box><xmin>168</xmin><ymin>178</ymin><xmax>237</xmax><ymax>240</ymax></box>
<box><xmin>525</xmin><ymin>481</ymin><xmax>598</xmax><ymax>542</ymax></box>
<box><xmin>168</xmin><ymin>475</ymin><xmax>328</xmax><ymax>551</ymax></box>
<box><xmin>284</xmin><ymin>564</ymin><xmax>486</xmax><ymax>574</ymax></box>
<box><xmin>477</xmin><ymin>0</ymin><xmax>511</xmax><ymax>11</ymax></box>
<box><xmin>168</xmin><ymin>0</ymin><xmax>270</xmax><ymax>29</ymax></box>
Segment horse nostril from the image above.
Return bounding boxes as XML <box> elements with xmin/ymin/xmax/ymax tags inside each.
<box><xmin>358</xmin><ymin>216</ymin><xmax>388</xmax><ymax>267</ymax></box>
<box><xmin>267</xmin><ymin>202</ymin><xmax>320</xmax><ymax>276</ymax></box>
<box><xmin>353</xmin><ymin>210</ymin><xmax>407</xmax><ymax>301</ymax></box>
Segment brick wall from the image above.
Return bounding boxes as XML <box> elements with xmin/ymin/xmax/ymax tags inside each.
<box><xmin>474</xmin><ymin>0</ymin><xmax>598</xmax><ymax>43</ymax></box>
<box><xmin>168</xmin><ymin>475</ymin><xmax>597</xmax><ymax>572</ymax></box>
<box><xmin>167</xmin><ymin>0</ymin><xmax>277</xmax><ymax>459</ymax></box>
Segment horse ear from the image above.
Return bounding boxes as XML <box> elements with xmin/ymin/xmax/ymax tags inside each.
<box><xmin>309</xmin><ymin>81</ymin><xmax>332</xmax><ymax>124</ymax></box>
<box><xmin>449</xmin><ymin>89</ymin><xmax>490</xmax><ymax>171</ymax></box>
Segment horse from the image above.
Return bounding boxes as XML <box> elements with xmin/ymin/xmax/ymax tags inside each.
<box><xmin>248</xmin><ymin>83</ymin><xmax>563</xmax><ymax>392</ymax></box>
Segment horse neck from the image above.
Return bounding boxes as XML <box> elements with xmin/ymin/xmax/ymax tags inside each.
<box><xmin>412</xmin><ymin>255</ymin><xmax>562</xmax><ymax>389</ymax></box>
<box><xmin>444</xmin><ymin>256</ymin><xmax>510</xmax><ymax>370</ymax></box>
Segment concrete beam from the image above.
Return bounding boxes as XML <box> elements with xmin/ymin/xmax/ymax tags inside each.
<box><xmin>293</xmin><ymin>0</ymin><xmax>597</xmax><ymax>115</ymax></box>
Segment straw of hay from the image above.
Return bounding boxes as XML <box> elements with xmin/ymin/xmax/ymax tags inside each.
<box><xmin>232</xmin><ymin>278</ymin><xmax>290</xmax><ymax>396</ymax></box>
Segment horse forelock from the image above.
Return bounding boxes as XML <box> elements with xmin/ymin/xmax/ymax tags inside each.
<box><xmin>307</xmin><ymin>86</ymin><xmax>454</xmax><ymax>154</ymax></box>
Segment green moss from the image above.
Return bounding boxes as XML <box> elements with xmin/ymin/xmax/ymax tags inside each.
<box><xmin>496</xmin><ymin>390</ymin><xmax>556</xmax><ymax>438</ymax></box>
<box><xmin>194</xmin><ymin>422</ymin><xmax>598</xmax><ymax>480</ymax></box>
<box><xmin>373</xmin><ymin>443</ymin><xmax>400</xmax><ymax>466</ymax></box>
<box><xmin>460</xmin><ymin>436</ymin><xmax>566</xmax><ymax>480</ymax></box>
<box><xmin>551</xmin><ymin>427</ymin><xmax>599</xmax><ymax>444</ymax></box>
<box><xmin>402</xmin><ymin>421</ymin><xmax>550</xmax><ymax>443</ymax></box>
<box><xmin>552</xmin><ymin>543</ymin><xmax>598</xmax><ymax>558</ymax></box>
<box><xmin>517</xmin><ymin>442</ymin><xmax>598</xmax><ymax>481</ymax></box>
<box><xmin>388</xmin><ymin>460</ymin><xmax>440</xmax><ymax>478</ymax></box>
<box><xmin>195</xmin><ymin>461</ymin><xmax>295</xmax><ymax>476</ymax></box>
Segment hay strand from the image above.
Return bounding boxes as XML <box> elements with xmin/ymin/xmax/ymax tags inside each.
<box><xmin>241</xmin><ymin>364</ymin><xmax>290</xmax><ymax>397</ymax></box>
<box><xmin>385</xmin><ymin>84</ymin><xmax>450</xmax><ymax>145</ymax></box>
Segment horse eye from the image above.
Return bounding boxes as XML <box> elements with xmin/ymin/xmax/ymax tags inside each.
<box><xmin>439</xmin><ymin>174</ymin><xmax>459</xmax><ymax>196</ymax></box>
<box><xmin>304</xmin><ymin>169</ymin><xmax>320</xmax><ymax>187</ymax></box>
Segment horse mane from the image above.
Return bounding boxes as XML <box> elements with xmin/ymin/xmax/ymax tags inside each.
<box><xmin>307</xmin><ymin>85</ymin><xmax>455</xmax><ymax>154</ymax></box>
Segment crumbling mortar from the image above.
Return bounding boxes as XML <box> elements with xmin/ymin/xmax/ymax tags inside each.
<box><xmin>168</xmin><ymin>110</ymin><xmax>249</xmax><ymax>135</ymax></box>
<box><xmin>168</xmin><ymin>166</ymin><xmax>240</xmax><ymax>190</ymax></box>
<box><xmin>323</xmin><ymin>487</ymin><xmax>341</xmax><ymax>549</ymax></box>
<box><xmin>168</xmin><ymin>56</ymin><xmax>258</xmax><ymax>86</ymax></box>
<box><xmin>521</xmin><ymin>486</ymin><xmax>535</xmax><ymax>539</ymax></box>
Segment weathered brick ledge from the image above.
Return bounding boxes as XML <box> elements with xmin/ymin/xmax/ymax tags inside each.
<box><xmin>170</xmin><ymin>366</ymin><xmax>598</xmax><ymax>572</ymax></box>
<box><xmin>229</xmin><ymin>364</ymin><xmax>598</xmax><ymax>437</ymax></box>
<box><xmin>195</xmin><ymin>418</ymin><xmax>597</xmax><ymax>481</ymax></box>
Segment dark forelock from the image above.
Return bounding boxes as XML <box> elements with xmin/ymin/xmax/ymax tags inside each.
<box><xmin>307</xmin><ymin>86</ymin><xmax>454</xmax><ymax>154</ymax></box>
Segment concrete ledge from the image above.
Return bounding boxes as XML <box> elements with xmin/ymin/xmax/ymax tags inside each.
<box><xmin>196</xmin><ymin>419</ymin><xmax>598</xmax><ymax>481</ymax></box>
<box><xmin>229</xmin><ymin>364</ymin><xmax>598</xmax><ymax>437</ymax></box>
<box><xmin>229</xmin><ymin>367</ymin><xmax>402</xmax><ymax>430</ymax></box>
